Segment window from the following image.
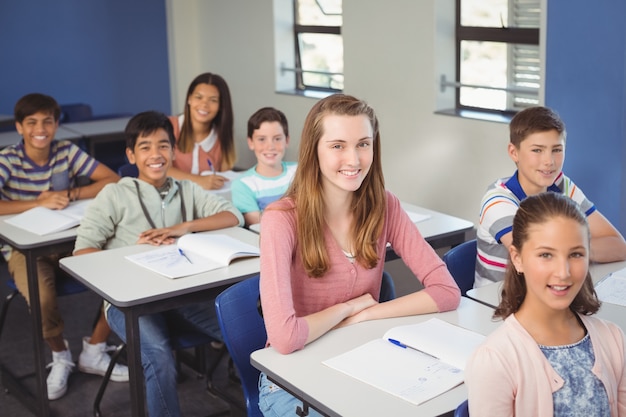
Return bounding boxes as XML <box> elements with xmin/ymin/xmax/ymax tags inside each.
<box><xmin>291</xmin><ymin>0</ymin><xmax>343</xmax><ymax>92</ymax></box>
<box><xmin>444</xmin><ymin>0</ymin><xmax>540</xmax><ymax>115</ymax></box>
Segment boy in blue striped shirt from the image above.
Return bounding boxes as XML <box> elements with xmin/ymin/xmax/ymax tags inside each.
<box><xmin>232</xmin><ymin>107</ymin><xmax>297</xmax><ymax>227</ymax></box>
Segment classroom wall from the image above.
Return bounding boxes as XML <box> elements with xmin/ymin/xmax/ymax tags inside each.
<box><xmin>544</xmin><ymin>0</ymin><xmax>626</xmax><ymax>234</ymax></box>
<box><xmin>167</xmin><ymin>0</ymin><xmax>512</xmax><ymax>227</ymax></box>
<box><xmin>3</xmin><ymin>1</ymin><xmax>623</xmax><ymax>234</ymax></box>
<box><xmin>0</xmin><ymin>1</ymin><xmax>171</xmax><ymax>117</ymax></box>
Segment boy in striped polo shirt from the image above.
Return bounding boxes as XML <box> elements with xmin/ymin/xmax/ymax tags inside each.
<box><xmin>475</xmin><ymin>106</ymin><xmax>626</xmax><ymax>288</ymax></box>
<box><xmin>0</xmin><ymin>93</ymin><xmax>126</xmax><ymax>400</ymax></box>
<box><xmin>232</xmin><ymin>107</ymin><xmax>297</xmax><ymax>227</ymax></box>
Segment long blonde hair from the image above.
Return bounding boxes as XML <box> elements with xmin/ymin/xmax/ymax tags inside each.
<box><xmin>284</xmin><ymin>94</ymin><xmax>386</xmax><ymax>277</ymax></box>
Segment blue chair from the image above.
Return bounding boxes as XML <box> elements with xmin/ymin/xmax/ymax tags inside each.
<box><xmin>454</xmin><ymin>399</ymin><xmax>469</xmax><ymax>417</ymax></box>
<box><xmin>442</xmin><ymin>239</ymin><xmax>477</xmax><ymax>296</ymax></box>
<box><xmin>117</xmin><ymin>163</ymin><xmax>138</xmax><ymax>178</ymax></box>
<box><xmin>59</xmin><ymin>103</ymin><xmax>93</xmax><ymax>123</ymax></box>
<box><xmin>215</xmin><ymin>275</ymin><xmax>265</xmax><ymax>417</ymax></box>
<box><xmin>214</xmin><ymin>271</ymin><xmax>394</xmax><ymax>417</ymax></box>
<box><xmin>380</xmin><ymin>270</ymin><xmax>396</xmax><ymax>302</ymax></box>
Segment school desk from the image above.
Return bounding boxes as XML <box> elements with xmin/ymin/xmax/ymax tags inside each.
<box><xmin>465</xmin><ymin>260</ymin><xmax>626</xmax><ymax>332</ymax></box>
<box><xmin>62</xmin><ymin>116</ymin><xmax>132</xmax><ymax>157</ymax></box>
<box><xmin>0</xmin><ymin>215</ymin><xmax>78</xmax><ymax>417</ymax></box>
<box><xmin>250</xmin><ymin>297</ymin><xmax>500</xmax><ymax>417</ymax></box>
<box><xmin>59</xmin><ymin>226</ymin><xmax>260</xmax><ymax>417</ymax></box>
<box><xmin>248</xmin><ymin>202</ymin><xmax>474</xmax><ymax>253</ymax></box>
<box><xmin>0</xmin><ymin>126</ymin><xmax>83</xmax><ymax>149</ymax></box>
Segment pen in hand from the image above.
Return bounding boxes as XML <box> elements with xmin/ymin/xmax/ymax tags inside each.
<box><xmin>207</xmin><ymin>158</ymin><xmax>216</xmax><ymax>175</ymax></box>
<box><xmin>178</xmin><ymin>248</ymin><xmax>193</xmax><ymax>264</ymax></box>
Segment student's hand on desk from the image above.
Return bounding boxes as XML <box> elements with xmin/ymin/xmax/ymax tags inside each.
<box><xmin>36</xmin><ymin>190</ymin><xmax>70</xmax><ymax>210</ymax></box>
<box><xmin>334</xmin><ymin>293</ymin><xmax>377</xmax><ymax>328</ymax></box>
<box><xmin>137</xmin><ymin>224</ymin><xmax>190</xmax><ymax>246</ymax></box>
<box><xmin>198</xmin><ymin>174</ymin><xmax>227</xmax><ymax>190</ymax></box>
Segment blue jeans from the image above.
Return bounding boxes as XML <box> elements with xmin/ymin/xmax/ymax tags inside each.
<box><xmin>258</xmin><ymin>372</ymin><xmax>324</xmax><ymax>417</ymax></box>
<box><xmin>106</xmin><ymin>301</ymin><xmax>222</xmax><ymax>417</ymax></box>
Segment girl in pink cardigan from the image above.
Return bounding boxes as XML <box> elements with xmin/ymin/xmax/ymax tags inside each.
<box><xmin>466</xmin><ymin>192</ymin><xmax>626</xmax><ymax>416</ymax></box>
<box><xmin>258</xmin><ymin>94</ymin><xmax>461</xmax><ymax>416</ymax></box>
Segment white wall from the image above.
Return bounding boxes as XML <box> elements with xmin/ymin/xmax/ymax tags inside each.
<box><xmin>166</xmin><ymin>0</ymin><xmax>514</xmax><ymax>227</ymax></box>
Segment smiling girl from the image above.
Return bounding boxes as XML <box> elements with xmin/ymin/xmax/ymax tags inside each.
<box><xmin>168</xmin><ymin>72</ymin><xmax>236</xmax><ymax>190</ymax></box>
<box><xmin>258</xmin><ymin>94</ymin><xmax>460</xmax><ymax>416</ymax></box>
<box><xmin>466</xmin><ymin>192</ymin><xmax>626</xmax><ymax>416</ymax></box>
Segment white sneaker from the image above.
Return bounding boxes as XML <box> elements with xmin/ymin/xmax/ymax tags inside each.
<box><xmin>46</xmin><ymin>342</ymin><xmax>74</xmax><ymax>400</ymax></box>
<box><xmin>78</xmin><ymin>336</ymin><xmax>129</xmax><ymax>382</ymax></box>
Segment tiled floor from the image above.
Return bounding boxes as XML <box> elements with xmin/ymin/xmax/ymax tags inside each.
<box><xmin>0</xmin><ymin>261</ymin><xmax>246</xmax><ymax>417</ymax></box>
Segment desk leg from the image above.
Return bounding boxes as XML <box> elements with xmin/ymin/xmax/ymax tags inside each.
<box><xmin>125</xmin><ymin>309</ymin><xmax>147</xmax><ymax>417</ymax></box>
<box><xmin>26</xmin><ymin>249</ymin><xmax>51</xmax><ymax>417</ymax></box>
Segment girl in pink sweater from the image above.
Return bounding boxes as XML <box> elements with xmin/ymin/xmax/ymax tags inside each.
<box><xmin>258</xmin><ymin>94</ymin><xmax>461</xmax><ymax>416</ymax></box>
<box><xmin>466</xmin><ymin>192</ymin><xmax>626</xmax><ymax>416</ymax></box>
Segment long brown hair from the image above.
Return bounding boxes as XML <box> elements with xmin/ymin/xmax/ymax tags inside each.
<box><xmin>178</xmin><ymin>73</ymin><xmax>236</xmax><ymax>169</ymax></box>
<box><xmin>283</xmin><ymin>94</ymin><xmax>386</xmax><ymax>277</ymax></box>
<box><xmin>495</xmin><ymin>192</ymin><xmax>600</xmax><ymax>318</ymax></box>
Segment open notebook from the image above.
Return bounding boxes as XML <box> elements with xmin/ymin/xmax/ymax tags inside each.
<box><xmin>323</xmin><ymin>318</ymin><xmax>485</xmax><ymax>406</ymax></box>
<box><xmin>125</xmin><ymin>233</ymin><xmax>260</xmax><ymax>279</ymax></box>
<box><xmin>4</xmin><ymin>199</ymin><xmax>94</xmax><ymax>235</ymax></box>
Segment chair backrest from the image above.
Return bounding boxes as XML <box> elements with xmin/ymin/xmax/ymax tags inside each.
<box><xmin>60</xmin><ymin>103</ymin><xmax>93</xmax><ymax>123</ymax></box>
<box><xmin>215</xmin><ymin>275</ymin><xmax>266</xmax><ymax>417</ymax></box>
<box><xmin>454</xmin><ymin>399</ymin><xmax>469</xmax><ymax>417</ymax></box>
<box><xmin>117</xmin><ymin>163</ymin><xmax>139</xmax><ymax>178</ymax></box>
<box><xmin>442</xmin><ymin>239</ymin><xmax>477</xmax><ymax>296</ymax></box>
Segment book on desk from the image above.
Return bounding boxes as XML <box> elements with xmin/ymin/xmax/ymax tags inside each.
<box><xmin>323</xmin><ymin>318</ymin><xmax>485</xmax><ymax>406</ymax></box>
<box><xmin>3</xmin><ymin>199</ymin><xmax>93</xmax><ymax>235</ymax></box>
<box><xmin>125</xmin><ymin>233</ymin><xmax>260</xmax><ymax>279</ymax></box>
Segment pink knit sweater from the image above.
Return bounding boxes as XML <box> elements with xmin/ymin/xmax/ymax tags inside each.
<box><xmin>260</xmin><ymin>190</ymin><xmax>461</xmax><ymax>354</ymax></box>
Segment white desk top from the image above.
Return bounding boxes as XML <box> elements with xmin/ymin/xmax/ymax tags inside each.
<box><xmin>0</xmin><ymin>126</ymin><xmax>83</xmax><ymax>149</ymax></box>
<box><xmin>251</xmin><ymin>297</ymin><xmax>500</xmax><ymax>417</ymax></box>
<box><xmin>59</xmin><ymin>227</ymin><xmax>260</xmax><ymax>307</ymax></box>
<box><xmin>248</xmin><ymin>202</ymin><xmax>474</xmax><ymax>243</ymax></box>
<box><xmin>0</xmin><ymin>213</ymin><xmax>78</xmax><ymax>250</ymax></box>
<box><xmin>400</xmin><ymin>201</ymin><xmax>474</xmax><ymax>241</ymax></box>
<box><xmin>466</xmin><ymin>260</ymin><xmax>626</xmax><ymax>331</ymax></box>
<box><xmin>62</xmin><ymin>116</ymin><xmax>131</xmax><ymax>137</ymax></box>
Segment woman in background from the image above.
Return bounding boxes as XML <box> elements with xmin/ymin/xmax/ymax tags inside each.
<box><xmin>168</xmin><ymin>72</ymin><xmax>236</xmax><ymax>190</ymax></box>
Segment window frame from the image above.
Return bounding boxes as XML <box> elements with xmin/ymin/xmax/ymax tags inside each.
<box><xmin>454</xmin><ymin>0</ymin><xmax>540</xmax><ymax>116</ymax></box>
<box><xmin>292</xmin><ymin>0</ymin><xmax>343</xmax><ymax>93</ymax></box>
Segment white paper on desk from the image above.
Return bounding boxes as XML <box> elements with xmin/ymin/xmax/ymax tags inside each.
<box><xmin>4</xmin><ymin>199</ymin><xmax>93</xmax><ymax>235</ymax></box>
<box><xmin>404</xmin><ymin>210</ymin><xmax>431</xmax><ymax>224</ymax></box>
<box><xmin>200</xmin><ymin>170</ymin><xmax>243</xmax><ymax>193</ymax></box>
<box><xmin>124</xmin><ymin>233</ymin><xmax>259</xmax><ymax>279</ymax></box>
<box><xmin>323</xmin><ymin>318</ymin><xmax>484</xmax><ymax>405</ymax></box>
<box><xmin>595</xmin><ymin>268</ymin><xmax>626</xmax><ymax>307</ymax></box>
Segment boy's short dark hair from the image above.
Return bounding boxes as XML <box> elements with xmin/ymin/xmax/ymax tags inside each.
<box><xmin>509</xmin><ymin>106</ymin><xmax>567</xmax><ymax>147</ymax></box>
<box><xmin>247</xmin><ymin>107</ymin><xmax>289</xmax><ymax>138</ymax></box>
<box><xmin>14</xmin><ymin>93</ymin><xmax>61</xmax><ymax>123</ymax></box>
<box><xmin>125</xmin><ymin>111</ymin><xmax>175</xmax><ymax>150</ymax></box>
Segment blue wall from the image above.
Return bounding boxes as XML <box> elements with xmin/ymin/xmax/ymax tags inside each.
<box><xmin>0</xmin><ymin>1</ymin><xmax>170</xmax><ymax>117</ymax></box>
<box><xmin>545</xmin><ymin>0</ymin><xmax>626</xmax><ymax>233</ymax></box>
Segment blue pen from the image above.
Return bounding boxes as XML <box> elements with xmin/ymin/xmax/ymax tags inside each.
<box><xmin>207</xmin><ymin>158</ymin><xmax>216</xmax><ymax>175</ymax></box>
<box><xmin>388</xmin><ymin>338</ymin><xmax>439</xmax><ymax>360</ymax></box>
<box><xmin>178</xmin><ymin>248</ymin><xmax>193</xmax><ymax>264</ymax></box>
<box><xmin>388</xmin><ymin>338</ymin><xmax>408</xmax><ymax>348</ymax></box>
